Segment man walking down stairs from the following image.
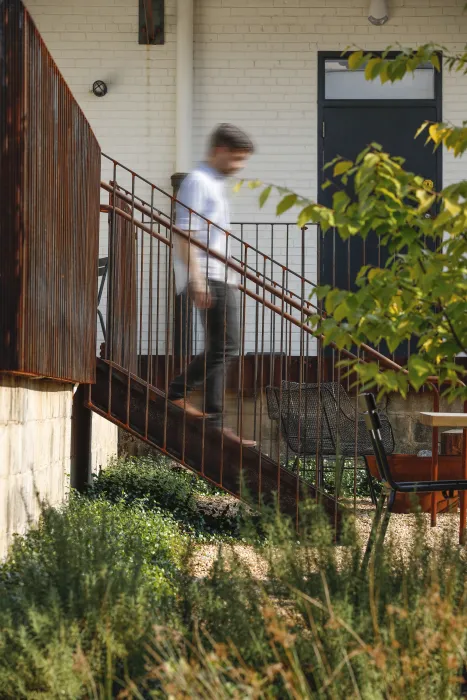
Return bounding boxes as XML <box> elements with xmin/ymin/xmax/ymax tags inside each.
<box><xmin>168</xmin><ymin>124</ymin><xmax>256</xmax><ymax>447</ymax></box>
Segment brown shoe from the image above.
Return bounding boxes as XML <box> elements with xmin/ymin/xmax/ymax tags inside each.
<box><xmin>221</xmin><ymin>426</ymin><xmax>256</xmax><ymax>447</ymax></box>
<box><xmin>170</xmin><ymin>398</ymin><xmax>205</xmax><ymax>418</ymax></box>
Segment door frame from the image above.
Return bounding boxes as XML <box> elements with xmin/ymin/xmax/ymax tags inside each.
<box><xmin>317</xmin><ymin>50</ymin><xmax>443</xmax><ymax>205</ymax></box>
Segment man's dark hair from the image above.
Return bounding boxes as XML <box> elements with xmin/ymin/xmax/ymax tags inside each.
<box><xmin>209</xmin><ymin>123</ymin><xmax>255</xmax><ymax>153</ymax></box>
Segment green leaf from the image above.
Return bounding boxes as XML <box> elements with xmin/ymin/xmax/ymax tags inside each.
<box><xmin>444</xmin><ymin>198</ymin><xmax>462</xmax><ymax>216</ymax></box>
<box><xmin>334</xmin><ymin>301</ymin><xmax>350</xmax><ymax>323</ymax></box>
<box><xmin>233</xmin><ymin>180</ymin><xmax>244</xmax><ymax>193</ymax></box>
<box><xmin>315</xmin><ymin>284</ymin><xmax>331</xmax><ymax>301</ymax></box>
<box><xmin>276</xmin><ymin>194</ymin><xmax>298</xmax><ymax>216</ymax></box>
<box><xmin>333</xmin><ymin>160</ymin><xmax>353</xmax><ymax>177</ymax></box>
<box><xmin>259</xmin><ymin>185</ymin><xmax>272</xmax><ymax>209</ymax></box>
<box><xmin>408</xmin><ymin>355</ymin><xmax>433</xmax><ymax>391</ymax></box>
<box><xmin>324</xmin><ymin>156</ymin><xmax>341</xmax><ymax>172</ymax></box>
<box><xmin>415</xmin><ymin>121</ymin><xmax>429</xmax><ymax>139</ymax></box>
<box><xmin>297</xmin><ymin>205</ymin><xmax>318</xmax><ymax>228</ymax></box>
<box><xmin>365</xmin><ymin>58</ymin><xmax>383</xmax><ymax>81</ymax></box>
<box><xmin>332</xmin><ymin>190</ymin><xmax>350</xmax><ymax>212</ymax></box>
<box><xmin>248</xmin><ymin>179</ymin><xmax>262</xmax><ymax>190</ymax></box>
<box><xmin>430</xmin><ymin>54</ymin><xmax>441</xmax><ymax>72</ymax></box>
<box><xmin>348</xmin><ymin>51</ymin><xmax>365</xmax><ymax>70</ymax></box>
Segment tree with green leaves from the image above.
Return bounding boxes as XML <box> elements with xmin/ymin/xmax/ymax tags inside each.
<box><xmin>239</xmin><ymin>45</ymin><xmax>467</xmax><ymax>402</ymax></box>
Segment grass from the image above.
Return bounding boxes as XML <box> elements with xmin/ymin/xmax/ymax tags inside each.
<box><xmin>0</xmin><ymin>455</ymin><xmax>466</xmax><ymax>698</ymax></box>
<box><xmin>137</xmin><ymin>505</ymin><xmax>467</xmax><ymax>699</ymax></box>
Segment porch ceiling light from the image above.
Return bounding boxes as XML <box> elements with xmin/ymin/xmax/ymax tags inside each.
<box><xmin>368</xmin><ymin>0</ymin><xmax>389</xmax><ymax>25</ymax></box>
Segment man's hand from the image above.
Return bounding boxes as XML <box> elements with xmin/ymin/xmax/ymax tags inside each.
<box><xmin>189</xmin><ymin>277</ymin><xmax>211</xmax><ymax>310</ymax></box>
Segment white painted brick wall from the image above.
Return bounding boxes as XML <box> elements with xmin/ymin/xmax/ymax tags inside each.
<box><xmin>194</xmin><ymin>0</ymin><xmax>467</xmax><ymax>214</ymax></box>
<box><xmin>25</xmin><ymin>0</ymin><xmax>467</xmax><ymax>356</ymax></box>
<box><xmin>196</xmin><ymin>0</ymin><xmax>467</xmax><ymax>354</ymax></box>
<box><xmin>26</xmin><ymin>0</ymin><xmax>177</xmax><ymax>190</ymax></box>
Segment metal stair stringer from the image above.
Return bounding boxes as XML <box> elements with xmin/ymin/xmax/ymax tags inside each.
<box><xmin>87</xmin><ymin>357</ymin><xmax>341</xmax><ymax>527</ymax></box>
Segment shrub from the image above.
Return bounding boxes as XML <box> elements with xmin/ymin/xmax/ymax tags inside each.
<box><xmin>3</xmin><ymin>485</ymin><xmax>466</xmax><ymax>698</ymax></box>
<box><xmin>89</xmin><ymin>455</ymin><xmax>200</xmax><ymax>521</ymax></box>
<box><xmin>0</xmin><ymin>495</ymin><xmax>187</xmax><ymax>698</ymax></box>
<box><xmin>89</xmin><ymin>456</ymin><xmax>260</xmax><ymax>539</ymax></box>
<box><xmin>286</xmin><ymin>456</ymin><xmax>378</xmax><ymax>499</ymax></box>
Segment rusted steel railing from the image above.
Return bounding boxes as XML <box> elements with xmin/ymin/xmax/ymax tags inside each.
<box><xmin>0</xmin><ymin>0</ymin><xmax>100</xmax><ymax>383</ymax></box>
<box><xmin>92</xmin><ymin>155</ymin><xmax>467</xmax><ymax>537</ymax></box>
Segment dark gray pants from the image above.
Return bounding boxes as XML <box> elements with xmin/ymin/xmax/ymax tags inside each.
<box><xmin>168</xmin><ymin>280</ymin><xmax>239</xmax><ymax>417</ymax></box>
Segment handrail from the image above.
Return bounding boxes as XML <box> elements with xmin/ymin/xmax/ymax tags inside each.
<box><xmin>100</xmin><ymin>178</ymin><xmax>318</xmax><ymax>291</ymax></box>
<box><xmin>100</xmin><ymin>159</ymin><xmax>466</xmax><ymax>389</ymax></box>
<box><xmin>101</xmin><ymin>203</ymin><xmax>319</xmax><ymax>339</ymax></box>
<box><xmin>231</xmin><ymin>255</ymin><xmax>315</xmax><ymax>311</ymax></box>
<box><xmin>100</xmin><ymin>184</ymin><xmax>320</xmax><ymax>316</ymax></box>
<box><xmin>100</xmin><ymin>186</ymin><xmax>415</xmax><ymax>377</ymax></box>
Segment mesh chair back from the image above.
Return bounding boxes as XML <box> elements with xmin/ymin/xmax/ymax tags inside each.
<box><xmin>267</xmin><ymin>381</ymin><xmax>395</xmax><ymax>457</ymax></box>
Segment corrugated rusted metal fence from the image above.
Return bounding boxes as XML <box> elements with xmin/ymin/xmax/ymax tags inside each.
<box><xmin>0</xmin><ymin>0</ymin><xmax>101</xmax><ymax>383</ymax></box>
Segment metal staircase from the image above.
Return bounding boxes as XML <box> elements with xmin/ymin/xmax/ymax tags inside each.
<box><xmin>89</xmin><ymin>357</ymin><xmax>332</xmax><ymax>521</ymax></box>
<box><xmin>86</xmin><ymin>156</ymin><xmax>450</xmax><ymax>531</ymax></box>
<box><xmin>85</xmin><ymin>155</ymin><xmax>416</xmax><ymax>529</ymax></box>
<box><xmin>86</xmin><ymin>155</ymin><xmax>348</xmax><ymax>527</ymax></box>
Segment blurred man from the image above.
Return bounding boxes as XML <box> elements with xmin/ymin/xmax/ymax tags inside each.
<box><xmin>168</xmin><ymin>124</ymin><xmax>256</xmax><ymax>446</ymax></box>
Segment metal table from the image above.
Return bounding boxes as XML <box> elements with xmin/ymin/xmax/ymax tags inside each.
<box><xmin>419</xmin><ymin>412</ymin><xmax>467</xmax><ymax>543</ymax></box>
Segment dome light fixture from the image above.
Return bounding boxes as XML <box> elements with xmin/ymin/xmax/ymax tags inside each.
<box><xmin>92</xmin><ymin>80</ymin><xmax>108</xmax><ymax>97</ymax></box>
<box><xmin>368</xmin><ymin>0</ymin><xmax>389</xmax><ymax>26</ymax></box>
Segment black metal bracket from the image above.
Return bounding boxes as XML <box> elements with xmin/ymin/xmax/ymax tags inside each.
<box><xmin>139</xmin><ymin>0</ymin><xmax>165</xmax><ymax>45</ymax></box>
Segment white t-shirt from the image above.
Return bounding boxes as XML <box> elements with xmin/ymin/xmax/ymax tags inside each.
<box><xmin>173</xmin><ymin>163</ymin><xmax>238</xmax><ymax>294</ymax></box>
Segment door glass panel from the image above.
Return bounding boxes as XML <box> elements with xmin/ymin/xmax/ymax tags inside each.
<box><xmin>325</xmin><ymin>60</ymin><xmax>435</xmax><ymax>100</ymax></box>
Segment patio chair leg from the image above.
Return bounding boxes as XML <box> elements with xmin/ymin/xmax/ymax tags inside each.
<box><xmin>335</xmin><ymin>456</ymin><xmax>345</xmax><ymax>497</ymax></box>
<box><xmin>97</xmin><ymin>309</ymin><xmax>106</xmax><ymax>341</ymax></box>
<box><xmin>377</xmin><ymin>490</ymin><xmax>395</xmax><ymax>546</ymax></box>
<box><xmin>360</xmin><ymin>488</ymin><xmax>392</xmax><ymax>575</ymax></box>
<box><xmin>364</xmin><ymin>458</ymin><xmax>378</xmax><ymax>505</ymax></box>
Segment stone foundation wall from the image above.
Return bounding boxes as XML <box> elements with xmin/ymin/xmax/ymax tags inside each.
<box><xmin>385</xmin><ymin>392</ymin><xmax>464</xmax><ymax>455</ymax></box>
<box><xmin>90</xmin><ymin>412</ymin><xmax>119</xmax><ymax>474</ymax></box>
<box><xmin>0</xmin><ymin>376</ymin><xmax>118</xmax><ymax>559</ymax></box>
<box><xmin>0</xmin><ymin>375</ymin><xmax>73</xmax><ymax>559</ymax></box>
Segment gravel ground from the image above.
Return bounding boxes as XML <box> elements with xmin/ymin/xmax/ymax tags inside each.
<box><xmin>191</xmin><ymin>543</ymin><xmax>270</xmax><ymax>580</ymax></box>
<box><xmin>190</xmin><ymin>500</ymin><xmax>464</xmax><ymax>580</ymax></box>
<box><xmin>352</xmin><ymin>503</ymin><xmax>461</xmax><ymax>551</ymax></box>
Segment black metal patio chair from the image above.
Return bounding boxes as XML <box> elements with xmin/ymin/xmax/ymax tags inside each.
<box><xmin>361</xmin><ymin>392</ymin><xmax>467</xmax><ymax>572</ymax></box>
<box><xmin>97</xmin><ymin>256</ymin><xmax>108</xmax><ymax>340</ymax></box>
<box><xmin>266</xmin><ymin>381</ymin><xmax>395</xmax><ymax>502</ymax></box>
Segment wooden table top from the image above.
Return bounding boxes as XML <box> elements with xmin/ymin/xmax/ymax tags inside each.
<box><xmin>419</xmin><ymin>413</ymin><xmax>467</xmax><ymax>428</ymax></box>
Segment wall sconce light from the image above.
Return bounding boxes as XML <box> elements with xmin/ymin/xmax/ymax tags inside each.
<box><xmin>92</xmin><ymin>80</ymin><xmax>108</xmax><ymax>97</ymax></box>
<box><xmin>368</xmin><ymin>0</ymin><xmax>389</xmax><ymax>25</ymax></box>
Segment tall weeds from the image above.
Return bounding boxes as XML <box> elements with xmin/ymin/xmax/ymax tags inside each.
<box><xmin>138</xmin><ymin>504</ymin><xmax>467</xmax><ymax>699</ymax></box>
<box><xmin>1</xmin><ymin>468</ymin><xmax>466</xmax><ymax>699</ymax></box>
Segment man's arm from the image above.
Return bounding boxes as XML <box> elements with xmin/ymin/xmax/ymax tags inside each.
<box><xmin>174</xmin><ymin>232</ymin><xmax>211</xmax><ymax>309</ymax></box>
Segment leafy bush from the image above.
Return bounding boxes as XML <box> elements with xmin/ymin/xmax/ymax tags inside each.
<box><xmin>286</xmin><ymin>456</ymin><xmax>377</xmax><ymax>499</ymax></box>
<box><xmin>0</xmin><ymin>495</ymin><xmax>187</xmax><ymax>698</ymax></box>
<box><xmin>89</xmin><ymin>456</ymin><xmax>260</xmax><ymax>539</ymax></box>
<box><xmin>89</xmin><ymin>456</ymin><xmax>202</xmax><ymax>523</ymax></box>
